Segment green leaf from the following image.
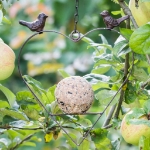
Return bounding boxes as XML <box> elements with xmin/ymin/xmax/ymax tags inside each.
<box><xmin>0</xmin><ymin>108</ymin><xmax>29</xmax><ymax>121</ymax></box>
<box><xmin>7</xmin><ymin>129</ymin><xmax>24</xmax><ymax>140</ymax></box>
<box><xmin>84</xmin><ymin>73</ymin><xmax>110</xmax><ymax>84</ymax></box>
<box><xmin>125</xmin><ymin>108</ymin><xmax>149</xmax><ymax>126</ymax></box>
<box><xmin>129</xmin><ymin>23</ymin><xmax>150</xmax><ymax>54</ymax></box>
<box><xmin>129</xmin><ymin>119</ymin><xmax>150</xmax><ymax>127</ymax></box>
<box><xmin>111</xmin><ymin>11</ymin><xmax>121</xmax><ymax>15</ymax></box>
<box><xmin>0</xmin><ymin>141</ymin><xmax>7</xmax><ymax>149</ymax></box>
<box><xmin>19</xmin><ymin>141</ymin><xmax>36</xmax><ymax>147</ymax></box>
<box><xmin>96</xmin><ymin>90</ymin><xmax>120</xmax><ymax>106</ymax></box>
<box><xmin>72</xmin><ymin>118</ymin><xmax>92</xmax><ymax>132</ymax></box>
<box><xmin>60</xmin><ymin>114</ymin><xmax>78</xmax><ymax>123</ymax></box>
<box><xmin>91</xmin><ymin>128</ymin><xmax>112</xmax><ymax>150</ymax></box>
<box><xmin>143</xmin><ymin>100</ymin><xmax>150</xmax><ymax>114</ymax></box>
<box><xmin>46</xmin><ymin>85</ymin><xmax>56</xmax><ymax>103</ymax></box>
<box><xmin>94</xmin><ymin>53</ymin><xmax>112</xmax><ymax>62</ymax></box>
<box><xmin>23</xmin><ymin>75</ymin><xmax>45</xmax><ymax>92</ymax></box>
<box><xmin>82</xmin><ymin>36</ymin><xmax>94</xmax><ymax>44</ymax></box>
<box><xmin>111</xmin><ymin>138</ymin><xmax>121</xmax><ymax>150</ymax></box>
<box><xmin>57</xmin><ymin>146</ymin><xmax>68</xmax><ymax>150</ymax></box>
<box><xmin>2</xmin><ymin>16</ymin><xmax>11</xmax><ymax>24</ymax></box>
<box><xmin>0</xmin><ymin>129</ymin><xmax>6</xmax><ymax>134</ymax></box>
<box><xmin>126</xmin><ymin>108</ymin><xmax>145</xmax><ymax>119</ymax></box>
<box><xmin>120</xmin><ymin>28</ymin><xmax>133</xmax><ymax>40</ymax></box>
<box><xmin>125</xmin><ymin>84</ymin><xmax>137</xmax><ymax>104</ymax></box>
<box><xmin>0</xmin><ymin>100</ymin><xmax>9</xmax><ymax>108</ymax></box>
<box><xmin>118</xmin><ymin>47</ymin><xmax>131</xmax><ymax>57</ymax></box>
<box><xmin>0</xmin><ymin>138</ymin><xmax>11</xmax><ymax>148</ymax></box>
<box><xmin>2</xmin><ymin>115</ymin><xmax>17</xmax><ymax>124</ymax></box>
<box><xmin>24</xmin><ymin>108</ymin><xmax>40</xmax><ymax>120</ymax></box>
<box><xmin>95</xmin><ymin>138</ymin><xmax>112</xmax><ymax>150</ymax></box>
<box><xmin>92</xmin><ymin>82</ymin><xmax>110</xmax><ymax>91</ymax></box>
<box><xmin>113</xmin><ymin>40</ymin><xmax>128</xmax><ymax>56</ymax></box>
<box><xmin>16</xmin><ymin>91</ymin><xmax>36</xmax><ymax>105</ymax></box>
<box><xmin>121</xmin><ymin>106</ymin><xmax>130</xmax><ymax>115</ymax></box>
<box><xmin>132</xmin><ymin>66</ymin><xmax>149</xmax><ymax>82</ymax></box>
<box><xmin>112</xmin><ymin>118</ymin><xmax>121</xmax><ymax>129</ymax></box>
<box><xmin>9</xmin><ymin>120</ymin><xmax>41</xmax><ymax>129</ymax></box>
<box><xmin>78</xmin><ymin>138</ymin><xmax>90</xmax><ymax>150</ymax></box>
<box><xmin>111</xmin><ymin>0</ymin><xmax>119</xmax><ymax>3</ymax></box>
<box><xmin>99</xmin><ymin>34</ymin><xmax>108</xmax><ymax>45</ymax></box>
<box><xmin>0</xmin><ymin>84</ymin><xmax>18</xmax><ymax>109</ymax></box>
<box><xmin>91</xmin><ymin>128</ymin><xmax>108</xmax><ymax>142</ymax></box>
<box><xmin>139</xmin><ymin>136</ymin><xmax>150</xmax><ymax>150</ymax></box>
<box><xmin>47</xmin><ymin>101</ymin><xmax>60</xmax><ymax>114</ymax></box>
<box><xmin>92</xmin><ymin>64</ymin><xmax>111</xmax><ymax>74</ymax></box>
<box><xmin>78</xmin><ymin>119</ymin><xmax>92</xmax><ymax>128</ymax></box>
<box><xmin>23</xmin><ymin>75</ymin><xmax>49</xmax><ymax>105</ymax></box>
<box><xmin>64</xmin><ymin>133</ymin><xmax>77</xmax><ymax>148</ymax></box>
<box><xmin>88</xmin><ymin>43</ymin><xmax>113</xmax><ymax>51</ymax></box>
<box><xmin>58</xmin><ymin>69</ymin><xmax>70</xmax><ymax>78</ymax></box>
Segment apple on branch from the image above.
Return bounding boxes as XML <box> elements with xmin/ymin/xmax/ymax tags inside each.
<box><xmin>0</xmin><ymin>41</ymin><xmax>15</xmax><ymax>80</ymax></box>
<box><xmin>120</xmin><ymin>107</ymin><xmax>150</xmax><ymax>146</ymax></box>
<box><xmin>129</xmin><ymin>0</ymin><xmax>150</xmax><ymax>26</ymax></box>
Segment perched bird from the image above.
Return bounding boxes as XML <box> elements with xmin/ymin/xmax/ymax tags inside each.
<box><xmin>100</xmin><ymin>10</ymin><xmax>129</xmax><ymax>29</ymax></box>
<box><xmin>19</xmin><ymin>13</ymin><xmax>48</xmax><ymax>32</ymax></box>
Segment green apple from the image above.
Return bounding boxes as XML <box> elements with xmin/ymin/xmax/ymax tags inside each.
<box><xmin>120</xmin><ymin>111</ymin><xmax>150</xmax><ymax>145</ymax></box>
<box><xmin>129</xmin><ymin>0</ymin><xmax>150</xmax><ymax>26</ymax></box>
<box><xmin>0</xmin><ymin>42</ymin><xmax>15</xmax><ymax>80</ymax></box>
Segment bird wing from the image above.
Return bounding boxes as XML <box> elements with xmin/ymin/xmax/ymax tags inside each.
<box><xmin>104</xmin><ymin>16</ymin><xmax>118</xmax><ymax>26</ymax></box>
<box><xmin>31</xmin><ymin>19</ymin><xmax>43</xmax><ymax>30</ymax></box>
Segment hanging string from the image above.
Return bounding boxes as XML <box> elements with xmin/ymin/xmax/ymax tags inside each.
<box><xmin>74</xmin><ymin>0</ymin><xmax>79</xmax><ymax>33</ymax></box>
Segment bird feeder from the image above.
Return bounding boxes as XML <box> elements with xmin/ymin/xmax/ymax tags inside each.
<box><xmin>18</xmin><ymin>0</ymin><xmax>129</xmax><ymax>146</ymax></box>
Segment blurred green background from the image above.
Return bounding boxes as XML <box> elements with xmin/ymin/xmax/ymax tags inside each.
<box><xmin>0</xmin><ymin>0</ymin><xmax>138</xmax><ymax>149</ymax></box>
<box><xmin>0</xmin><ymin>0</ymin><xmax>120</xmax><ymax>93</ymax></box>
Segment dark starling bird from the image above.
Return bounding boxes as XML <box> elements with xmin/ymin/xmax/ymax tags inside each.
<box><xmin>19</xmin><ymin>13</ymin><xmax>48</xmax><ymax>32</ymax></box>
<box><xmin>100</xmin><ymin>10</ymin><xmax>129</xmax><ymax>29</ymax></box>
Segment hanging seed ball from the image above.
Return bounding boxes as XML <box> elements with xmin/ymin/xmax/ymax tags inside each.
<box><xmin>55</xmin><ymin>76</ymin><xmax>94</xmax><ymax>114</ymax></box>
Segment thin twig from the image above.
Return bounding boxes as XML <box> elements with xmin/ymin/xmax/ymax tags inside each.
<box><xmin>146</xmin><ymin>55</ymin><xmax>150</xmax><ymax>65</ymax></box>
<box><xmin>102</xmin><ymin>17</ymin><xmax>131</xmax><ymax>122</ymax></box>
<box><xmin>114</xmin><ymin>53</ymin><xmax>130</xmax><ymax>118</ymax></box>
<box><xmin>102</xmin><ymin>124</ymin><xmax>113</xmax><ymax>129</ymax></box>
<box><xmin>0</xmin><ymin>125</ymin><xmax>77</xmax><ymax>131</ymax></box>
<box><xmin>0</xmin><ymin>126</ymin><xmax>42</xmax><ymax>130</ymax></box>
<box><xmin>10</xmin><ymin>134</ymin><xmax>34</xmax><ymax>150</ymax></box>
<box><xmin>102</xmin><ymin>105</ymin><xmax>117</xmax><ymax>127</ymax></box>
<box><xmin>114</xmin><ymin>90</ymin><xmax>125</xmax><ymax>118</ymax></box>
<box><xmin>113</xmin><ymin>0</ymin><xmax>136</xmax><ymax>119</ymax></box>
<box><xmin>51</xmin><ymin>112</ymin><xmax>102</xmax><ymax>116</ymax></box>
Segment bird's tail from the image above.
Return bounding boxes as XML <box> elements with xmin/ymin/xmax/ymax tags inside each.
<box><xmin>117</xmin><ymin>15</ymin><xmax>129</xmax><ymax>24</ymax></box>
<box><xmin>19</xmin><ymin>20</ymin><xmax>30</xmax><ymax>27</ymax></box>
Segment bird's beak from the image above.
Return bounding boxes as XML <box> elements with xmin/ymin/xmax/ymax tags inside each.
<box><xmin>45</xmin><ymin>15</ymin><xmax>48</xmax><ymax>18</ymax></box>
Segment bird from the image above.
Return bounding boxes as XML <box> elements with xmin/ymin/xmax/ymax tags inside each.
<box><xmin>19</xmin><ymin>13</ymin><xmax>48</xmax><ymax>33</ymax></box>
<box><xmin>100</xmin><ymin>10</ymin><xmax>129</xmax><ymax>29</ymax></box>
